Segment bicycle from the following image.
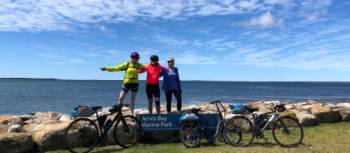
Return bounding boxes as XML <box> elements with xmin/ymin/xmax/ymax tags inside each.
<box><xmin>64</xmin><ymin>104</ymin><xmax>142</xmax><ymax>153</ymax></box>
<box><xmin>230</xmin><ymin>104</ymin><xmax>304</xmax><ymax>147</ymax></box>
<box><xmin>179</xmin><ymin>100</ymin><xmax>241</xmax><ymax>147</ymax></box>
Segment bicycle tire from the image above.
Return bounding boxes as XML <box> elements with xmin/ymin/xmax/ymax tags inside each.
<box><xmin>180</xmin><ymin>123</ymin><xmax>201</xmax><ymax>148</ymax></box>
<box><xmin>113</xmin><ymin>115</ymin><xmax>142</xmax><ymax>148</ymax></box>
<box><xmin>272</xmin><ymin>116</ymin><xmax>304</xmax><ymax>147</ymax></box>
<box><xmin>228</xmin><ymin>116</ymin><xmax>255</xmax><ymax>147</ymax></box>
<box><xmin>64</xmin><ymin>118</ymin><xmax>99</xmax><ymax>153</ymax></box>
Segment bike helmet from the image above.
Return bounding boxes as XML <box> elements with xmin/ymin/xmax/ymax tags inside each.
<box><xmin>167</xmin><ymin>56</ymin><xmax>175</xmax><ymax>61</ymax></box>
<box><xmin>130</xmin><ymin>52</ymin><xmax>140</xmax><ymax>59</ymax></box>
<box><xmin>150</xmin><ymin>55</ymin><xmax>159</xmax><ymax>61</ymax></box>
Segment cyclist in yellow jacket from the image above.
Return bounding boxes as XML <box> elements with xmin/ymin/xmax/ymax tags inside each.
<box><xmin>100</xmin><ymin>52</ymin><xmax>144</xmax><ymax>114</ymax></box>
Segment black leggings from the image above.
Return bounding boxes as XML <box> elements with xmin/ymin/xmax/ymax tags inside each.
<box><xmin>146</xmin><ymin>84</ymin><xmax>160</xmax><ymax>113</ymax></box>
<box><xmin>165</xmin><ymin>90</ymin><xmax>182</xmax><ymax>112</ymax></box>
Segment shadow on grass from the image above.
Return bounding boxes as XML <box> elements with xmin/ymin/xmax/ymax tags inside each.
<box><xmin>91</xmin><ymin>147</ymin><xmax>124</xmax><ymax>153</ymax></box>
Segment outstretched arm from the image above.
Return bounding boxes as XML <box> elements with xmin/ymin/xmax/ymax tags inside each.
<box><xmin>103</xmin><ymin>62</ymin><xmax>128</xmax><ymax>72</ymax></box>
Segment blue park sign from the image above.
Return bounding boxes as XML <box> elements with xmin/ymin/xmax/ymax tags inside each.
<box><xmin>137</xmin><ymin>113</ymin><xmax>220</xmax><ymax>132</ymax></box>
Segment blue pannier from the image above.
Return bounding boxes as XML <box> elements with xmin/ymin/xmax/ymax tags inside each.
<box><xmin>71</xmin><ymin>106</ymin><xmax>95</xmax><ymax>117</ymax></box>
<box><xmin>230</xmin><ymin>103</ymin><xmax>248</xmax><ymax>114</ymax></box>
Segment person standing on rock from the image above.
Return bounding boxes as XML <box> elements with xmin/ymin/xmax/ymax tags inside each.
<box><xmin>139</xmin><ymin>55</ymin><xmax>165</xmax><ymax>114</ymax></box>
<box><xmin>100</xmin><ymin>52</ymin><xmax>144</xmax><ymax>114</ymax></box>
<box><xmin>160</xmin><ymin>57</ymin><xmax>182</xmax><ymax>113</ymax></box>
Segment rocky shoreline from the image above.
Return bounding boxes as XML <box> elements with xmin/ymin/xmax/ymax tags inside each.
<box><xmin>1</xmin><ymin>100</ymin><xmax>350</xmax><ymax>153</ymax></box>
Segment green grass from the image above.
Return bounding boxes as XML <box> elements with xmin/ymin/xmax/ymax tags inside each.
<box><xmin>49</xmin><ymin>122</ymin><xmax>350</xmax><ymax>153</ymax></box>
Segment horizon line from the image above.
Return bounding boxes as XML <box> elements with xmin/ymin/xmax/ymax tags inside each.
<box><xmin>1</xmin><ymin>77</ymin><xmax>350</xmax><ymax>82</ymax></box>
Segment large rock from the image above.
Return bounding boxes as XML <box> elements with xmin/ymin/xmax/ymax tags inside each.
<box><xmin>280</xmin><ymin>111</ymin><xmax>297</xmax><ymax>119</ymax></box>
<box><xmin>59</xmin><ymin>114</ymin><xmax>73</xmax><ymax>122</ymax></box>
<box><xmin>339</xmin><ymin>109</ymin><xmax>350</xmax><ymax>122</ymax></box>
<box><xmin>201</xmin><ymin>102</ymin><xmax>230</xmax><ymax>113</ymax></box>
<box><xmin>0</xmin><ymin>133</ymin><xmax>34</xmax><ymax>153</ymax></box>
<box><xmin>294</xmin><ymin>111</ymin><xmax>318</xmax><ymax>126</ymax></box>
<box><xmin>31</xmin><ymin>120</ymin><xmax>70</xmax><ymax>151</ymax></box>
<box><xmin>335</xmin><ymin>103</ymin><xmax>350</xmax><ymax>121</ymax></box>
<box><xmin>311</xmin><ymin>105</ymin><xmax>341</xmax><ymax>123</ymax></box>
<box><xmin>0</xmin><ymin>124</ymin><xmax>10</xmax><ymax>134</ymax></box>
<box><xmin>336</xmin><ymin>103</ymin><xmax>350</xmax><ymax>108</ymax></box>
<box><xmin>0</xmin><ymin>115</ymin><xmax>23</xmax><ymax>125</ymax></box>
<box><xmin>29</xmin><ymin>112</ymin><xmax>61</xmax><ymax>124</ymax></box>
<box><xmin>13</xmin><ymin>115</ymin><xmax>34</xmax><ymax>122</ymax></box>
<box><xmin>251</xmin><ymin>101</ymin><xmax>280</xmax><ymax>113</ymax></box>
<box><xmin>7</xmin><ymin>124</ymin><xmax>23</xmax><ymax>133</ymax></box>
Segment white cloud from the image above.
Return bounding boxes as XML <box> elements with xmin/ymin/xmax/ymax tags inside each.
<box><xmin>174</xmin><ymin>51</ymin><xmax>217</xmax><ymax>64</ymax></box>
<box><xmin>0</xmin><ymin>0</ymin><xmax>325</xmax><ymax>31</ymax></box>
<box><xmin>247</xmin><ymin>11</ymin><xmax>275</xmax><ymax>27</ymax></box>
<box><xmin>99</xmin><ymin>25</ymin><xmax>109</xmax><ymax>33</ymax></box>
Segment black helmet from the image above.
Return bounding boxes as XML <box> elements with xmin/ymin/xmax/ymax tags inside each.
<box><xmin>150</xmin><ymin>55</ymin><xmax>159</xmax><ymax>61</ymax></box>
<box><xmin>130</xmin><ymin>52</ymin><xmax>140</xmax><ymax>59</ymax></box>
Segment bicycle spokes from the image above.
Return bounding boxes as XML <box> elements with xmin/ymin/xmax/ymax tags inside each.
<box><xmin>272</xmin><ymin>117</ymin><xmax>304</xmax><ymax>147</ymax></box>
<box><xmin>228</xmin><ymin>116</ymin><xmax>254</xmax><ymax>147</ymax></box>
<box><xmin>65</xmin><ymin>118</ymin><xmax>99</xmax><ymax>153</ymax></box>
<box><xmin>113</xmin><ymin>115</ymin><xmax>142</xmax><ymax>148</ymax></box>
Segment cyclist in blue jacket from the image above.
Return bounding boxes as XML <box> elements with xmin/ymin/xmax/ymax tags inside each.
<box><xmin>160</xmin><ymin>57</ymin><xmax>182</xmax><ymax>113</ymax></box>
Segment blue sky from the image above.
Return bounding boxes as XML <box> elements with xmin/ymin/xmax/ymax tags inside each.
<box><xmin>0</xmin><ymin>0</ymin><xmax>350</xmax><ymax>81</ymax></box>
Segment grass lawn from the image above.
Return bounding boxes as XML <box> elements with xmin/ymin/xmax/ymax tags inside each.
<box><xmin>49</xmin><ymin>122</ymin><xmax>350</xmax><ymax>153</ymax></box>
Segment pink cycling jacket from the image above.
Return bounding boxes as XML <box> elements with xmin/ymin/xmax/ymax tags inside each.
<box><xmin>139</xmin><ymin>64</ymin><xmax>164</xmax><ymax>85</ymax></box>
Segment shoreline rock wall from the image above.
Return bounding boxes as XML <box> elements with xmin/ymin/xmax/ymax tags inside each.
<box><xmin>0</xmin><ymin>101</ymin><xmax>350</xmax><ymax>152</ymax></box>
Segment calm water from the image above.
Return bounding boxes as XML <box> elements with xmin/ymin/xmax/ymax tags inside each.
<box><xmin>1</xmin><ymin>79</ymin><xmax>350</xmax><ymax>115</ymax></box>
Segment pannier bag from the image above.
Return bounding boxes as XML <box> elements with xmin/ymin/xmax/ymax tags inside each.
<box><xmin>179</xmin><ymin>113</ymin><xmax>199</xmax><ymax>124</ymax></box>
<box><xmin>71</xmin><ymin>106</ymin><xmax>95</xmax><ymax>117</ymax></box>
<box><xmin>230</xmin><ymin>103</ymin><xmax>248</xmax><ymax>114</ymax></box>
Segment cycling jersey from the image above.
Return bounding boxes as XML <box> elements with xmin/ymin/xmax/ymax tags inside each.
<box><xmin>139</xmin><ymin>64</ymin><xmax>164</xmax><ymax>85</ymax></box>
<box><xmin>105</xmin><ymin>62</ymin><xmax>144</xmax><ymax>84</ymax></box>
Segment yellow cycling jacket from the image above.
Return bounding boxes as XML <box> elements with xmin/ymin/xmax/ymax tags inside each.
<box><xmin>105</xmin><ymin>62</ymin><xmax>144</xmax><ymax>84</ymax></box>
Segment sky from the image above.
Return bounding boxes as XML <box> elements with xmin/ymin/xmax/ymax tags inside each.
<box><xmin>0</xmin><ymin>0</ymin><xmax>350</xmax><ymax>81</ymax></box>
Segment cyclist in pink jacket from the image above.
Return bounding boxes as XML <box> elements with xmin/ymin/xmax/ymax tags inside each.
<box><xmin>139</xmin><ymin>55</ymin><xmax>165</xmax><ymax>114</ymax></box>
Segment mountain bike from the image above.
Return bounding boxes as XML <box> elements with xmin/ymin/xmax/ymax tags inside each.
<box><xmin>230</xmin><ymin>104</ymin><xmax>304</xmax><ymax>147</ymax></box>
<box><xmin>64</xmin><ymin>104</ymin><xmax>142</xmax><ymax>153</ymax></box>
<box><xmin>179</xmin><ymin>100</ymin><xmax>241</xmax><ymax>147</ymax></box>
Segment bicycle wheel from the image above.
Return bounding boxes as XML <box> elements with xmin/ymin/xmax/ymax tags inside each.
<box><xmin>221</xmin><ymin>120</ymin><xmax>241</xmax><ymax>145</ymax></box>
<box><xmin>113</xmin><ymin>115</ymin><xmax>142</xmax><ymax>148</ymax></box>
<box><xmin>65</xmin><ymin>118</ymin><xmax>99</xmax><ymax>153</ymax></box>
<box><xmin>272</xmin><ymin>116</ymin><xmax>304</xmax><ymax>147</ymax></box>
<box><xmin>228</xmin><ymin>116</ymin><xmax>255</xmax><ymax>147</ymax></box>
<box><xmin>180</xmin><ymin>123</ymin><xmax>201</xmax><ymax>148</ymax></box>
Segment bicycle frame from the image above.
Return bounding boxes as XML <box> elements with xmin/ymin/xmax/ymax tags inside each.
<box><xmin>92</xmin><ymin>106</ymin><xmax>125</xmax><ymax>139</ymax></box>
<box><xmin>252</xmin><ymin>110</ymin><xmax>280</xmax><ymax>135</ymax></box>
<box><xmin>209</xmin><ymin>101</ymin><xmax>228</xmax><ymax>139</ymax></box>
